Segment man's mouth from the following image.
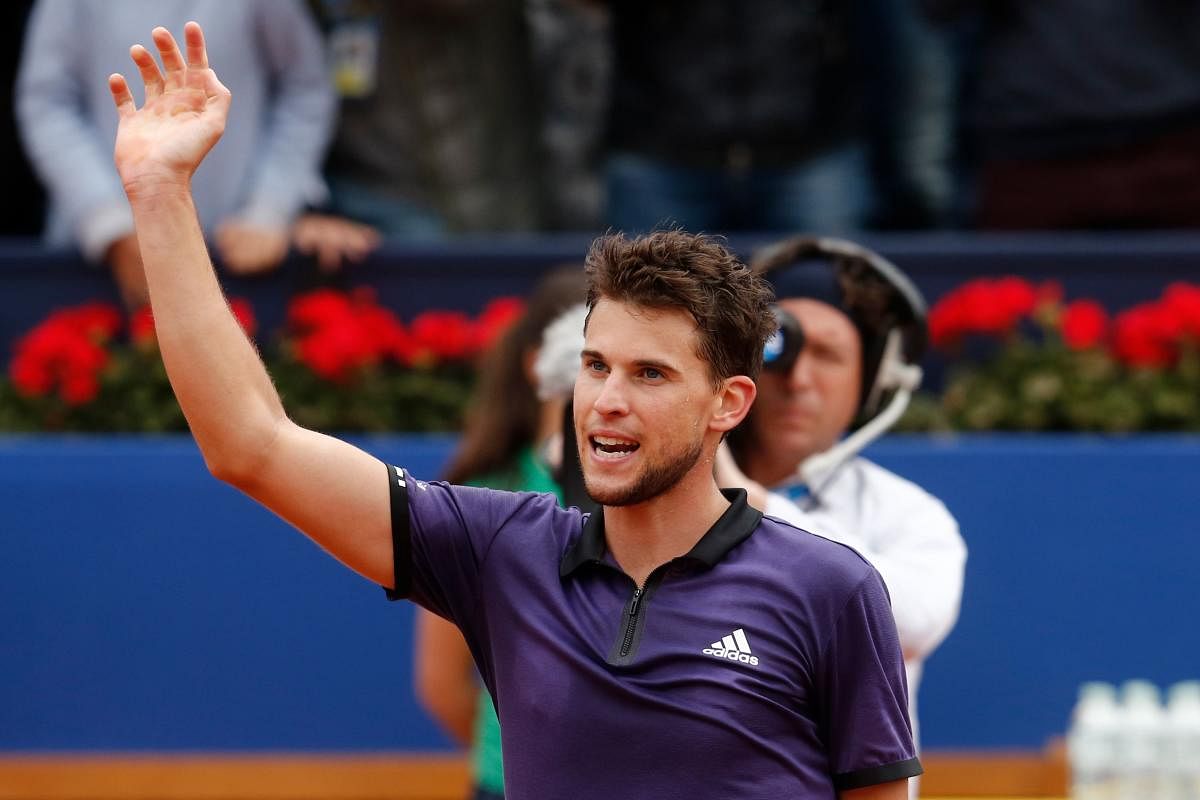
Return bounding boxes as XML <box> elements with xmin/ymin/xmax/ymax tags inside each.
<box><xmin>589</xmin><ymin>435</ymin><xmax>640</xmax><ymax>459</ymax></box>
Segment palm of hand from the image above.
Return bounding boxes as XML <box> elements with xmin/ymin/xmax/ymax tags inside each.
<box><xmin>110</xmin><ymin>24</ymin><xmax>230</xmax><ymax>194</ymax></box>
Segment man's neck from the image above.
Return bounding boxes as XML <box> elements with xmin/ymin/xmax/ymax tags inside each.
<box><xmin>603</xmin><ymin>462</ymin><xmax>731</xmax><ymax>586</ymax></box>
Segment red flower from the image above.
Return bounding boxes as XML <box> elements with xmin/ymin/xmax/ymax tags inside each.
<box><xmin>129</xmin><ymin>306</ymin><xmax>156</xmax><ymax>346</ymax></box>
<box><xmin>286</xmin><ymin>287</ymin><xmax>413</xmax><ymax>379</ymax></box>
<box><xmin>358</xmin><ymin>305</ymin><xmax>415</xmax><ymax>364</ymax></box>
<box><xmin>409</xmin><ymin>311</ymin><xmax>477</xmax><ymax>362</ymax></box>
<box><xmin>474</xmin><ymin>296</ymin><xmax>525</xmax><ymax>351</ymax></box>
<box><xmin>60</xmin><ymin>370</ymin><xmax>101</xmax><ymax>405</ymax></box>
<box><xmin>288</xmin><ymin>289</ymin><xmax>356</xmax><ymax>332</ymax></box>
<box><xmin>229</xmin><ymin>298</ymin><xmax>258</xmax><ymax>339</ymax></box>
<box><xmin>929</xmin><ymin>277</ymin><xmax>1040</xmax><ymax>347</ymax></box>
<box><xmin>1060</xmin><ymin>300</ymin><xmax>1109</xmax><ymax>350</ymax></box>
<box><xmin>8</xmin><ymin>303</ymin><xmax>117</xmax><ymax>406</ymax></box>
<box><xmin>59</xmin><ymin>302</ymin><xmax>122</xmax><ymax>341</ymax></box>
<box><xmin>296</xmin><ymin>320</ymin><xmax>379</xmax><ymax>382</ymax></box>
<box><xmin>1161</xmin><ymin>282</ymin><xmax>1200</xmax><ymax>341</ymax></box>
<box><xmin>1111</xmin><ymin>303</ymin><xmax>1177</xmax><ymax>369</ymax></box>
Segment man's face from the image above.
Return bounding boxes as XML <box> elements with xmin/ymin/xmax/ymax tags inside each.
<box><xmin>749</xmin><ymin>298</ymin><xmax>862</xmax><ymax>479</ymax></box>
<box><xmin>573</xmin><ymin>299</ymin><xmax>718</xmax><ymax>507</ymax></box>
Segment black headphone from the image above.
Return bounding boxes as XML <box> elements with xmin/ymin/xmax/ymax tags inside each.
<box><xmin>752</xmin><ymin>236</ymin><xmax>928</xmax><ymax>421</ymax></box>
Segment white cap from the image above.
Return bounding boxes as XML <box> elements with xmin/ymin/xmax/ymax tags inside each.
<box><xmin>534</xmin><ymin>304</ymin><xmax>588</xmax><ymax>401</ymax></box>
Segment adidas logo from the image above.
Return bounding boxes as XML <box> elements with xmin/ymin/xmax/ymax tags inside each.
<box><xmin>702</xmin><ymin>628</ymin><xmax>760</xmax><ymax>667</ymax></box>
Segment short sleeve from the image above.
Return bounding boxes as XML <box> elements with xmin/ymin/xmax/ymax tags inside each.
<box><xmin>381</xmin><ymin>465</ymin><xmax>498</xmax><ymax>620</ymax></box>
<box><xmin>382</xmin><ymin>464</ymin><xmax>560</xmax><ymax>629</ymax></box>
<box><xmin>819</xmin><ymin>569</ymin><xmax>924</xmax><ymax>790</ymax></box>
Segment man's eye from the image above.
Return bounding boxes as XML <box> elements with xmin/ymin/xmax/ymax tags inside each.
<box><xmin>642</xmin><ymin>368</ymin><xmax>663</xmax><ymax>380</ymax></box>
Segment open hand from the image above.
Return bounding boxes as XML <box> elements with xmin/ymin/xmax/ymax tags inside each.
<box><xmin>108</xmin><ymin>22</ymin><xmax>230</xmax><ymax>199</ymax></box>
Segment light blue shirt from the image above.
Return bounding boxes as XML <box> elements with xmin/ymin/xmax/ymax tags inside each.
<box><xmin>16</xmin><ymin>0</ymin><xmax>335</xmax><ymax>259</ymax></box>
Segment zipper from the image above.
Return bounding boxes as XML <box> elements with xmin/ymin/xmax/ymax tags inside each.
<box><xmin>619</xmin><ymin>585</ymin><xmax>644</xmax><ymax>658</ymax></box>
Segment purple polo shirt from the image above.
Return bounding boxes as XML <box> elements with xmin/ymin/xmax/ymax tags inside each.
<box><xmin>385</xmin><ymin>464</ymin><xmax>920</xmax><ymax>799</ymax></box>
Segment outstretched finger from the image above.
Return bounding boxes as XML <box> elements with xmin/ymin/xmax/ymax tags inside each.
<box><xmin>151</xmin><ymin>26</ymin><xmax>186</xmax><ymax>86</ymax></box>
<box><xmin>183</xmin><ymin>21</ymin><xmax>208</xmax><ymax>69</ymax></box>
<box><xmin>108</xmin><ymin>73</ymin><xmax>136</xmax><ymax>117</ymax></box>
<box><xmin>129</xmin><ymin>44</ymin><xmax>164</xmax><ymax>99</ymax></box>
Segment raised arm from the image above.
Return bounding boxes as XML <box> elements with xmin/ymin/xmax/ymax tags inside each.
<box><xmin>108</xmin><ymin>23</ymin><xmax>394</xmax><ymax>588</ymax></box>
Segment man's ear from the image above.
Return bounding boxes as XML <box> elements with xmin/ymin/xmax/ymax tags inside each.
<box><xmin>710</xmin><ymin>375</ymin><xmax>756</xmax><ymax>433</ymax></box>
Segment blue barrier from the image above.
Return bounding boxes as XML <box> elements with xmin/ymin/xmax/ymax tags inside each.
<box><xmin>2</xmin><ymin>433</ymin><xmax>1198</xmax><ymax>751</ymax></box>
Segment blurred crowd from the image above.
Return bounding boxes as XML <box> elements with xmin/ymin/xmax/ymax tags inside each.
<box><xmin>3</xmin><ymin>0</ymin><xmax>1200</xmax><ymax>307</ymax></box>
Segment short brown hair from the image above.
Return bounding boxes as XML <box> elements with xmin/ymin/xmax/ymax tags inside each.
<box><xmin>584</xmin><ymin>230</ymin><xmax>775</xmax><ymax>385</ymax></box>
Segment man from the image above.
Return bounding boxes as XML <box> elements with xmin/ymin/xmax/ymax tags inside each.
<box><xmin>720</xmin><ymin>237</ymin><xmax>967</xmax><ymax>786</ymax></box>
<box><xmin>105</xmin><ymin>23</ymin><xmax>920</xmax><ymax>798</ymax></box>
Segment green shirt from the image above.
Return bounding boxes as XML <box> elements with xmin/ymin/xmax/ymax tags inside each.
<box><xmin>467</xmin><ymin>446</ymin><xmax>561</xmax><ymax>793</ymax></box>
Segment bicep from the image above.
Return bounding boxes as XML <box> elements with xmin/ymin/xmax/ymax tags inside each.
<box><xmin>237</xmin><ymin>421</ymin><xmax>395</xmax><ymax>589</ymax></box>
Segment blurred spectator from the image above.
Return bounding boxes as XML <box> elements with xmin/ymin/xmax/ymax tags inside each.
<box><xmin>927</xmin><ymin>1</ymin><xmax>1200</xmax><ymax>230</ymax></box>
<box><xmin>16</xmin><ymin>0</ymin><xmax>334</xmax><ymax>308</ymax></box>
<box><xmin>0</xmin><ymin>1</ymin><xmax>45</xmax><ymax>235</ymax></box>
<box><xmin>600</xmin><ymin>0</ymin><xmax>872</xmax><ymax>234</ymax></box>
<box><xmin>312</xmin><ymin>0</ymin><xmax>546</xmax><ymax>237</ymax></box>
<box><xmin>414</xmin><ymin>267</ymin><xmax>587</xmax><ymax>800</ymax></box>
<box><xmin>527</xmin><ymin>0</ymin><xmax>611</xmax><ymax>231</ymax></box>
<box><xmin>859</xmin><ymin>0</ymin><xmax>957</xmax><ymax>230</ymax></box>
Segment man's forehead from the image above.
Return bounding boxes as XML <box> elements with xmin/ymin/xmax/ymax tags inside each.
<box><xmin>585</xmin><ymin>299</ymin><xmax>699</xmax><ymax>355</ymax></box>
<box><xmin>778</xmin><ymin>297</ymin><xmax>858</xmax><ymax>341</ymax></box>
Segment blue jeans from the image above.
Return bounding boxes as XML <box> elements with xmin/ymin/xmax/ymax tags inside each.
<box><xmin>605</xmin><ymin>144</ymin><xmax>870</xmax><ymax>235</ymax></box>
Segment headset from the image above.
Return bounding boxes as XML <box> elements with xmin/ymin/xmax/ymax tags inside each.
<box><xmin>748</xmin><ymin>235</ymin><xmax>929</xmax><ymax>487</ymax></box>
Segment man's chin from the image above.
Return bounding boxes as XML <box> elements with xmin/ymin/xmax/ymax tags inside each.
<box><xmin>583</xmin><ymin>478</ymin><xmax>654</xmax><ymax>507</ymax></box>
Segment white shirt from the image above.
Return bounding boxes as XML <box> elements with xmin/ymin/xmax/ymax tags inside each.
<box><xmin>764</xmin><ymin>457</ymin><xmax>967</xmax><ymax>751</ymax></box>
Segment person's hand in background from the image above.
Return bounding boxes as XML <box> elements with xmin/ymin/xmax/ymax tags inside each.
<box><xmin>215</xmin><ymin>219</ymin><xmax>289</xmax><ymax>275</ymax></box>
<box><xmin>291</xmin><ymin>213</ymin><xmax>381</xmax><ymax>273</ymax></box>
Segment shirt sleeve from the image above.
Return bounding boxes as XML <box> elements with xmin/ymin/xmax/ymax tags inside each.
<box><xmin>14</xmin><ymin>0</ymin><xmax>133</xmax><ymax>259</ymax></box>
<box><xmin>382</xmin><ymin>464</ymin><xmax>558</xmax><ymax>628</ymax></box>
<box><xmin>819</xmin><ymin>569</ymin><xmax>923</xmax><ymax>791</ymax></box>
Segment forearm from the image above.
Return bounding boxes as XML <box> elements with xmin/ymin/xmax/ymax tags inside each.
<box><xmin>414</xmin><ymin>611</ymin><xmax>479</xmax><ymax>746</ymax></box>
<box><xmin>130</xmin><ymin>184</ymin><xmax>286</xmax><ymax>478</ymax></box>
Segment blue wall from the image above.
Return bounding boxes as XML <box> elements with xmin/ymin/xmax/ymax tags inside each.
<box><xmin>2</xmin><ymin>434</ymin><xmax>1198</xmax><ymax>751</ymax></box>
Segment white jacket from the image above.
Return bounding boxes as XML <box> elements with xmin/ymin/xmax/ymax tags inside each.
<box><xmin>764</xmin><ymin>457</ymin><xmax>967</xmax><ymax>750</ymax></box>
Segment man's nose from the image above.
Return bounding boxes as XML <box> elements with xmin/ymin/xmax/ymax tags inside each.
<box><xmin>593</xmin><ymin>373</ymin><xmax>630</xmax><ymax>415</ymax></box>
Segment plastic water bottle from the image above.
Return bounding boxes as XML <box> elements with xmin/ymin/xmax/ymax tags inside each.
<box><xmin>1163</xmin><ymin>681</ymin><xmax>1200</xmax><ymax>800</ymax></box>
<box><xmin>1068</xmin><ymin>682</ymin><xmax>1121</xmax><ymax>800</ymax></box>
<box><xmin>1117</xmin><ymin>679</ymin><xmax>1166</xmax><ymax>800</ymax></box>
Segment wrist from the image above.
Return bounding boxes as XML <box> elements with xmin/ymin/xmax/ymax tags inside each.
<box><xmin>122</xmin><ymin>173</ymin><xmax>193</xmax><ymax>205</ymax></box>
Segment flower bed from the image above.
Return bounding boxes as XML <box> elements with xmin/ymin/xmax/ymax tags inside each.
<box><xmin>4</xmin><ymin>278</ymin><xmax>1198</xmax><ymax>433</ymax></box>
<box><xmin>899</xmin><ymin>278</ymin><xmax>1200</xmax><ymax>432</ymax></box>
<box><xmin>0</xmin><ymin>289</ymin><xmax>523</xmax><ymax>433</ymax></box>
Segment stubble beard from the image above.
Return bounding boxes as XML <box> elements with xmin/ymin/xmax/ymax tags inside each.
<box><xmin>582</xmin><ymin>433</ymin><xmax>706</xmax><ymax>507</ymax></box>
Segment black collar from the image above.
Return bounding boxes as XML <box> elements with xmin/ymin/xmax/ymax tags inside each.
<box><xmin>559</xmin><ymin>489</ymin><xmax>763</xmax><ymax>578</ymax></box>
